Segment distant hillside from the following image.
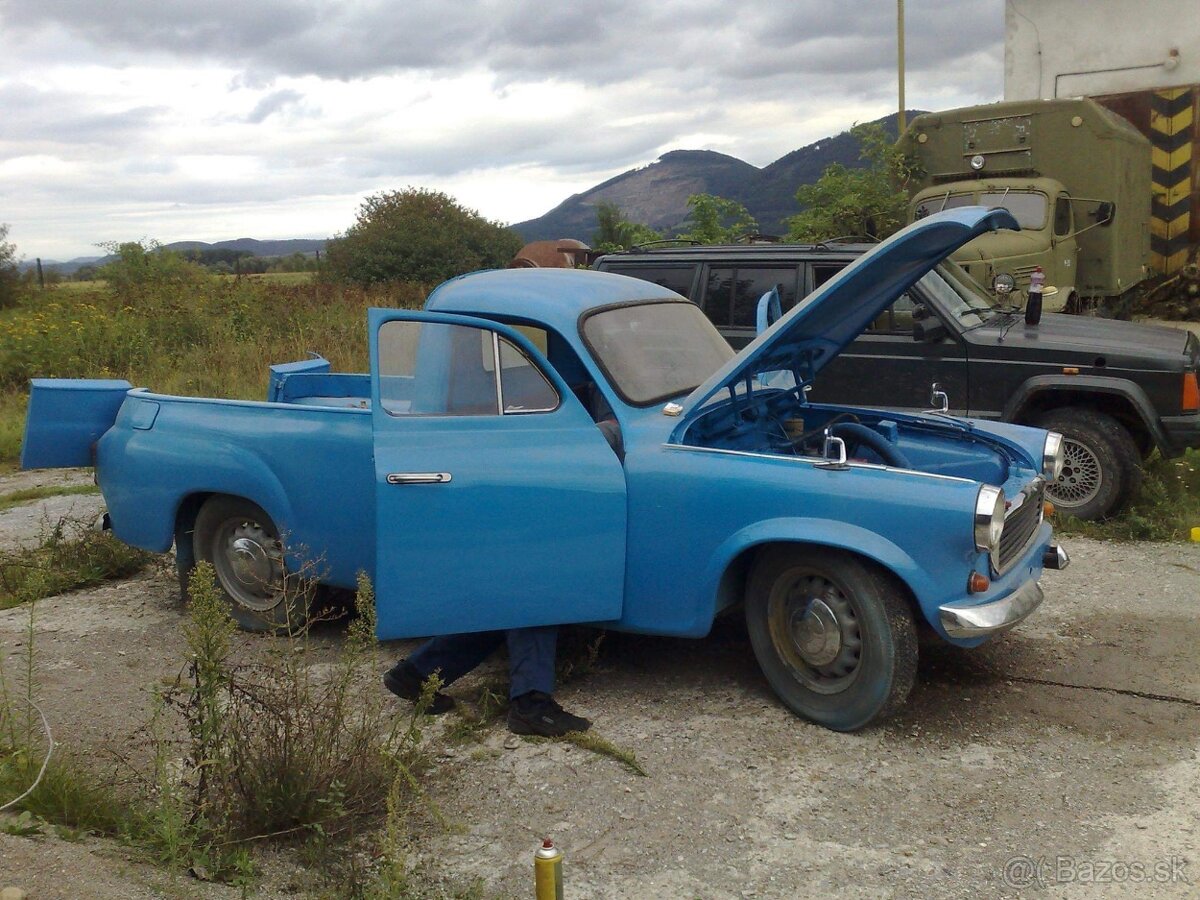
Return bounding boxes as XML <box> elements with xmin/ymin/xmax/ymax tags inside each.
<box><xmin>162</xmin><ymin>238</ymin><xmax>326</xmax><ymax>257</ymax></box>
<box><xmin>22</xmin><ymin>237</ymin><xmax>328</xmax><ymax>275</ymax></box>
<box><xmin>514</xmin><ymin>111</ymin><xmax>922</xmax><ymax>242</ymax></box>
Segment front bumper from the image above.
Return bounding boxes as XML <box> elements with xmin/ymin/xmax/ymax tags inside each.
<box><xmin>1161</xmin><ymin>414</ymin><xmax>1200</xmax><ymax>455</ymax></box>
<box><xmin>939</xmin><ymin>578</ymin><xmax>1045</xmax><ymax>639</ymax></box>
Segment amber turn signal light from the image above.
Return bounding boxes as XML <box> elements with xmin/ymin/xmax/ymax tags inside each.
<box><xmin>967</xmin><ymin>571</ymin><xmax>990</xmax><ymax>593</ymax></box>
<box><xmin>1043</xmin><ymin>500</ymin><xmax>1055</xmax><ymax>517</ymax></box>
<box><xmin>1182</xmin><ymin>372</ymin><xmax>1200</xmax><ymax>413</ymax></box>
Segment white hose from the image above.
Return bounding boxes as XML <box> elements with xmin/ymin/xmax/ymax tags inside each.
<box><xmin>0</xmin><ymin>696</ymin><xmax>55</xmax><ymax>813</ymax></box>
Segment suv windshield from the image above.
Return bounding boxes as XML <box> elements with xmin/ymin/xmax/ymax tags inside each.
<box><xmin>922</xmin><ymin>263</ymin><xmax>999</xmax><ymax>327</ymax></box>
<box><xmin>582</xmin><ymin>301</ymin><xmax>735</xmax><ymax>405</ymax></box>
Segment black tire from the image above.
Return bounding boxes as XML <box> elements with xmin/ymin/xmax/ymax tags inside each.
<box><xmin>1035</xmin><ymin>408</ymin><xmax>1142</xmax><ymax>521</ymax></box>
<box><xmin>191</xmin><ymin>496</ymin><xmax>309</xmax><ymax>633</ymax></box>
<box><xmin>745</xmin><ymin>546</ymin><xmax>917</xmax><ymax>732</ymax></box>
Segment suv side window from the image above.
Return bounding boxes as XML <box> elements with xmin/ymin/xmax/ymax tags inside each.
<box><xmin>601</xmin><ymin>264</ymin><xmax>697</xmax><ymax>299</ymax></box>
<box><xmin>810</xmin><ymin>263</ymin><xmax>914</xmax><ymax>334</ymax></box>
<box><xmin>705</xmin><ymin>266</ymin><xmax>800</xmax><ymax>328</ymax></box>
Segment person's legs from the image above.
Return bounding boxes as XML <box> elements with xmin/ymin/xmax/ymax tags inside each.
<box><xmin>505</xmin><ymin>626</ymin><xmax>591</xmax><ymax>736</ymax></box>
<box><xmin>385</xmin><ymin>630</ymin><xmax>506</xmax><ymax>713</ymax></box>
<box><xmin>504</xmin><ymin>626</ymin><xmax>557</xmax><ymax>699</ymax></box>
<box><xmin>407</xmin><ymin>631</ymin><xmax>506</xmax><ymax>686</ymax></box>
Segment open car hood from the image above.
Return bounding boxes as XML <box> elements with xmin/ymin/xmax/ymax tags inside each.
<box><xmin>671</xmin><ymin>207</ymin><xmax>1019</xmax><ymax>427</ymax></box>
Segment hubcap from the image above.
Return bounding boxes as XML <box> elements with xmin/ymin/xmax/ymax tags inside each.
<box><xmin>1047</xmin><ymin>437</ymin><xmax>1102</xmax><ymax>507</ymax></box>
<box><xmin>768</xmin><ymin>573</ymin><xmax>863</xmax><ymax>693</ymax></box>
<box><xmin>791</xmin><ymin>598</ymin><xmax>841</xmax><ymax>666</ymax></box>
<box><xmin>213</xmin><ymin>518</ymin><xmax>284</xmax><ymax>612</ymax></box>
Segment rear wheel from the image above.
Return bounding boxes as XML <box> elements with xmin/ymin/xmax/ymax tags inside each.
<box><xmin>1035</xmin><ymin>408</ymin><xmax>1141</xmax><ymax>521</ymax></box>
<box><xmin>191</xmin><ymin>496</ymin><xmax>310</xmax><ymax>633</ymax></box>
<box><xmin>745</xmin><ymin>547</ymin><xmax>917</xmax><ymax>732</ymax></box>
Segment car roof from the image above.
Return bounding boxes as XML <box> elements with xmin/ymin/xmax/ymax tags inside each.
<box><xmin>595</xmin><ymin>240</ymin><xmax>876</xmax><ymax>264</ymax></box>
<box><xmin>424</xmin><ymin>267</ymin><xmax>688</xmax><ymax>331</ymax></box>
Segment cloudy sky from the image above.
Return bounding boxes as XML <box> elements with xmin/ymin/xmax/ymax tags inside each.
<box><xmin>1</xmin><ymin>0</ymin><xmax>1005</xmax><ymax>260</ymax></box>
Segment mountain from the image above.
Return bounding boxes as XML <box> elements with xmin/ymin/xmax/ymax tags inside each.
<box><xmin>513</xmin><ymin>111</ymin><xmax>922</xmax><ymax>242</ymax></box>
<box><xmin>21</xmin><ymin>238</ymin><xmax>329</xmax><ymax>275</ymax></box>
<box><xmin>162</xmin><ymin>237</ymin><xmax>327</xmax><ymax>257</ymax></box>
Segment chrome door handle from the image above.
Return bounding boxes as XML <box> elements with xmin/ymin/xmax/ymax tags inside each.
<box><xmin>386</xmin><ymin>472</ymin><xmax>453</xmax><ymax>485</ymax></box>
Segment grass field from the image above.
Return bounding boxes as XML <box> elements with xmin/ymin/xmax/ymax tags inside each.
<box><xmin>1</xmin><ymin>275</ymin><xmax>426</xmax><ymax>468</ymax></box>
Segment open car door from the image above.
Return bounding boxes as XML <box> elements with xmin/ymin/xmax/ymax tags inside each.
<box><xmin>368</xmin><ymin>308</ymin><xmax>627</xmax><ymax>640</ymax></box>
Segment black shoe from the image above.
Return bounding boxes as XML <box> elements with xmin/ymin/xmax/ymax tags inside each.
<box><xmin>383</xmin><ymin>661</ymin><xmax>455</xmax><ymax>715</ymax></box>
<box><xmin>507</xmin><ymin>691</ymin><xmax>591</xmax><ymax>737</ymax></box>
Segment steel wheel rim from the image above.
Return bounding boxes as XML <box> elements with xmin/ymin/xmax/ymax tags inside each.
<box><xmin>1047</xmin><ymin>436</ymin><xmax>1103</xmax><ymax>507</ymax></box>
<box><xmin>211</xmin><ymin>517</ymin><xmax>284</xmax><ymax>612</ymax></box>
<box><xmin>766</xmin><ymin>571</ymin><xmax>863</xmax><ymax>694</ymax></box>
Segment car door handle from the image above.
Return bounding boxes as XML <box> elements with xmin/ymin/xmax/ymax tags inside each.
<box><xmin>386</xmin><ymin>472</ymin><xmax>453</xmax><ymax>485</ymax></box>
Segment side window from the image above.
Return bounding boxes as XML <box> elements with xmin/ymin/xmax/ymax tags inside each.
<box><xmin>603</xmin><ymin>265</ymin><xmax>696</xmax><ymax>299</ymax></box>
<box><xmin>729</xmin><ymin>267</ymin><xmax>800</xmax><ymax>327</ymax></box>
<box><xmin>498</xmin><ymin>337</ymin><xmax>559</xmax><ymax>413</ymax></box>
<box><xmin>376</xmin><ymin>321</ymin><xmax>558</xmax><ymax>417</ymax></box>
<box><xmin>811</xmin><ymin>264</ymin><xmax>844</xmax><ymax>290</ymax></box>
<box><xmin>704</xmin><ymin>267</ymin><xmax>735</xmax><ymax>327</ymax></box>
<box><xmin>1054</xmin><ymin>196</ymin><xmax>1072</xmax><ymax>236</ymax></box>
<box><xmin>706</xmin><ymin>266</ymin><xmax>801</xmax><ymax>329</ymax></box>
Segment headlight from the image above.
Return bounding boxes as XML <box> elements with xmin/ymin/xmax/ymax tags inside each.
<box><xmin>1043</xmin><ymin>431</ymin><xmax>1065</xmax><ymax>480</ymax></box>
<box><xmin>993</xmin><ymin>272</ymin><xmax>1016</xmax><ymax>295</ymax></box>
<box><xmin>974</xmin><ymin>485</ymin><xmax>1005</xmax><ymax>567</ymax></box>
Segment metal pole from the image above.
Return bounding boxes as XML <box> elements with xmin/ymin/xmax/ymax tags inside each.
<box><xmin>897</xmin><ymin>0</ymin><xmax>906</xmax><ymax>135</ymax></box>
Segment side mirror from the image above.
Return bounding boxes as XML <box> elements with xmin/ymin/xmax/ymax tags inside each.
<box><xmin>912</xmin><ymin>319</ymin><xmax>948</xmax><ymax>342</ymax></box>
<box><xmin>755</xmin><ymin>287</ymin><xmax>783</xmax><ymax>335</ymax></box>
<box><xmin>1096</xmin><ymin>202</ymin><xmax>1115</xmax><ymax>226</ymax></box>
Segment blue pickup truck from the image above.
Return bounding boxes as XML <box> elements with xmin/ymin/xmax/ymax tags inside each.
<box><xmin>22</xmin><ymin>208</ymin><xmax>1067</xmax><ymax>731</ymax></box>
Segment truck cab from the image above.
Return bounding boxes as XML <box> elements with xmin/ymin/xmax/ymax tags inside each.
<box><xmin>911</xmin><ymin>177</ymin><xmax>1082</xmax><ymax>312</ymax></box>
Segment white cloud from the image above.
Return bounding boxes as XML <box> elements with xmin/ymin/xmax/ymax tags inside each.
<box><xmin>0</xmin><ymin>0</ymin><xmax>1006</xmax><ymax>258</ymax></box>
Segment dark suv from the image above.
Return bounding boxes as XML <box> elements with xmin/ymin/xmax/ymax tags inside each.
<box><xmin>595</xmin><ymin>241</ymin><xmax>1200</xmax><ymax>520</ymax></box>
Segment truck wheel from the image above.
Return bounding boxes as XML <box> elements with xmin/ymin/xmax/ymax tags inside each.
<box><xmin>1035</xmin><ymin>408</ymin><xmax>1142</xmax><ymax>521</ymax></box>
<box><xmin>192</xmin><ymin>496</ymin><xmax>309</xmax><ymax>633</ymax></box>
<box><xmin>745</xmin><ymin>547</ymin><xmax>917</xmax><ymax>732</ymax></box>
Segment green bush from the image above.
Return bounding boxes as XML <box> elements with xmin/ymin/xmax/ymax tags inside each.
<box><xmin>324</xmin><ymin>188</ymin><xmax>523</xmax><ymax>286</ymax></box>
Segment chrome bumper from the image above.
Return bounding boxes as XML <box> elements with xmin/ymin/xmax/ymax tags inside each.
<box><xmin>939</xmin><ymin>579</ymin><xmax>1045</xmax><ymax>639</ymax></box>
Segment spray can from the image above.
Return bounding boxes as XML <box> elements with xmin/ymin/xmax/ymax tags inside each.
<box><xmin>534</xmin><ymin>838</ymin><xmax>564</xmax><ymax>900</ymax></box>
<box><xmin>1025</xmin><ymin>266</ymin><xmax>1045</xmax><ymax>325</ymax></box>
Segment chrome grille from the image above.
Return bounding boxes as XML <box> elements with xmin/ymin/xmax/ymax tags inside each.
<box><xmin>998</xmin><ymin>479</ymin><xmax>1044</xmax><ymax>572</ymax></box>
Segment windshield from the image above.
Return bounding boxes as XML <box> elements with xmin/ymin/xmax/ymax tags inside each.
<box><xmin>921</xmin><ymin>263</ymin><xmax>999</xmax><ymax>327</ymax></box>
<box><xmin>915</xmin><ymin>191</ymin><xmax>1048</xmax><ymax>231</ymax></box>
<box><xmin>978</xmin><ymin>192</ymin><xmax>1047</xmax><ymax>229</ymax></box>
<box><xmin>582</xmin><ymin>301</ymin><xmax>735</xmax><ymax>406</ymax></box>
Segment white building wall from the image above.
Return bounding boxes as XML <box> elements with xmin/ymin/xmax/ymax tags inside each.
<box><xmin>1005</xmin><ymin>0</ymin><xmax>1200</xmax><ymax>100</ymax></box>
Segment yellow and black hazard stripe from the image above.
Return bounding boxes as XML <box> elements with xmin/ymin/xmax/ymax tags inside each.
<box><xmin>1150</xmin><ymin>87</ymin><xmax>1195</xmax><ymax>274</ymax></box>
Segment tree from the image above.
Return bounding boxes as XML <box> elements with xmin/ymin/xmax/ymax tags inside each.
<box><xmin>786</xmin><ymin>123</ymin><xmax>917</xmax><ymax>242</ymax></box>
<box><xmin>96</xmin><ymin>240</ymin><xmax>207</xmax><ymax>294</ymax></box>
<box><xmin>323</xmin><ymin>188</ymin><xmax>523</xmax><ymax>286</ymax></box>
<box><xmin>592</xmin><ymin>202</ymin><xmax>661</xmax><ymax>253</ymax></box>
<box><xmin>0</xmin><ymin>224</ymin><xmax>21</xmax><ymax>309</ymax></box>
<box><xmin>675</xmin><ymin>193</ymin><xmax>757</xmax><ymax>244</ymax></box>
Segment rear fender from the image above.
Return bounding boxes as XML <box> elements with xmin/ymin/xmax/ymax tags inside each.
<box><xmin>21</xmin><ymin>379</ymin><xmax>132</xmax><ymax>469</ymax></box>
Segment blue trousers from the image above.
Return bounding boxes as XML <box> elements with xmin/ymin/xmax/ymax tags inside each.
<box><xmin>406</xmin><ymin>626</ymin><xmax>557</xmax><ymax>699</ymax></box>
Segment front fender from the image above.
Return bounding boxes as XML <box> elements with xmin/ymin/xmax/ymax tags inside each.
<box><xmin>1003</xmin><ymin>374</ymin><xmax>1168</xmax><ymax>450</ymax></box>
<box><xmin>698</xmin><ymin>517</ymin><xmax>940</xmax><ymax>630</ymax></box>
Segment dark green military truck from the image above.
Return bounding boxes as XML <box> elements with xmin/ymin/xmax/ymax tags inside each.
<box><xmin>899</xmin><ymin>99</ymin><xmax>1152</xmax><ymax>314</ymax></box>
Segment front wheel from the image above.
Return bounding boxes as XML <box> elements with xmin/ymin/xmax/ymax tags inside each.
<box><xmin>191</xmin><ymin>496</ymin><xmax>310</xmax><ymax>633</ymax></box>
<box><xmin>1035</xmin><ymin>408</ymin><xmax>1141</xmax><ymax>521</ymax></box>
<box><xmin>745</xmin><ymin>547</ymin><xmax>917</xmax><ymax>732</ymax></box>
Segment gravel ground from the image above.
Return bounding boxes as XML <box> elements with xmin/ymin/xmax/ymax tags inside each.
<box><xmin>1</xmin><ymin>480</ymin><xmax>1199</xmax><ymax>898</ymax></box>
